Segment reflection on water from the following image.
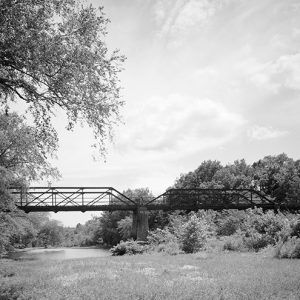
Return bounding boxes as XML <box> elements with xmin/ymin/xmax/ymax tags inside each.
<box><xmin>10</xmin><ymin>247</ymin><xmax>109</xmax><ymax>261</ymax></box>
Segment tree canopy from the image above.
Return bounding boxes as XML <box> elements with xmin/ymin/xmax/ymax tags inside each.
<box><xmin>0</xmin><ymin>0</ymin><xmax>125</xmax><ymax>151</ymax></box>
<box><xmin>0</xmin><ymin>112</ymin><xmax>59</xmax><ymax>254</ymax></box>
<box><xmin>174</xmin><ymin>154</ymin><xmax>300</xmax><ymax>203</ymax></box>
<box><xmin>0</xmin><ymin>112</ymin><xmax>59</xmax><ymax>181</ymax></box>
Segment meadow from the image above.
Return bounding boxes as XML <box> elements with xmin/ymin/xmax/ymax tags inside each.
<box><xmin>1</xmin><ymin>251</ymin><xmax>300</xmax><ymax>300</ymax></box>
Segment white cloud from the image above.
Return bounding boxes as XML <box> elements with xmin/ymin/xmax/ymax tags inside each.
<box><xmin>154</xmin><ymin>0</ymin><xmax>224</xmax><ymax>46</ymax></box>
<box><xmin>237</xmin><ymin>53</ymin><xmax>300</xmax><ymax>93</ymax></box>
<box><xmin>116</xmin><ymin>94</ymin><xmax>245</xmax><ymax>159</ymax></box>
<box><xmin>247</xmin><ymin>125</ymin><xmax>288</xmax><ymax>140</ymax></box>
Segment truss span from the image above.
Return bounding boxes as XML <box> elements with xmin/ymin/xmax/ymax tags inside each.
<box><xmin>11</xmin><ymin>187</ymin><xmax>137</xmax><ymax>212</ymax></box>
<box><xmin>10</xmin><ymin>187</ymin><xmax>300</xmax><ymax>212</ymax></box>
<box><xmin>145</xmin><ymin>188</ymin><xmax>300</xmax><ymax>211</ymax></box>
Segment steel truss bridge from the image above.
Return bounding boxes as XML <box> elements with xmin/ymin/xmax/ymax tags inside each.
<box><xmin>10</xmin><ymin>187</ymin><xmax>300</xmax><ymax>213</ymax></box>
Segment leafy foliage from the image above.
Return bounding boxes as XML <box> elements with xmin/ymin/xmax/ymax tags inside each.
<box><xmin>147</xmin><ymin>227</ymin><xmax>180</xmax><ymax>255</ymax></box>
<box><xmin>37</xmin><ymin>220</ymin><xmax>63</xmax><ymax>247</ymax></box>
<box><xmin>274</xmin><ymin>237</ymin><xmax>300</xmax><ymax>259</ymax></box>
<box><xmin>180</xmin><ymin>213</ymin><xmax>209</xmax><ymax>253</ymax></box>
<box><xmin>0</xmin><ymin>112</ymin><xmax>59</xmax><ymax>181</ymax></box>
<box><xmin>110</xmin><ymin>240</ymin><xmax>147</xmax><ymax>256</ymax></box>
<box><xmin>0</xmin><ymin>0</ymin><xmax>125</xmax><ymax>151</ymax></box>
<box><xmin>0</xmin><ymin>111</ymin><xmax>59</xmax><ymax>255</ymax></box>
<box><xmin>117</xmin><ymin>216</ymin><xmax>132</xmax><ymax>241</ymax></box>
<box><xmin>173</xmin><ymin>154</ymin><xmax>300</xmax><ymax>204</ymax></box>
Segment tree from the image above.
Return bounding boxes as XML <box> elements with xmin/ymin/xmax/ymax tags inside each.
<box><xmin>174</xmin><ymin>160</ymin><xmax>223</xmax><ymax>188</ymax></box>
<box><xmin>253</xmin><ymin>154</ymin><xmax>300</xmax><ymax>202</ymax></box>
<box><xmin>0</xmin><ymin>0</ymin><xmax>125</xmax><ymax>152</ymax></box>
<box><xmin>37</xmin><ymin>220</ymin><xmax>63</xmax><ymax>247</ymax></box>
<box><xmin>0</xmin><ymin>112</ymin><xmax>59</xmax><ymax>181</ymax></box>
<box><xmin>0</xmin><ymin>112</ymin><xmax>57</xmax><ymax>254</ymax></box>
<box><xmin>214</xmin><ymin>159</ymin><xmax>253</xmax><ymax>189</ymax></box>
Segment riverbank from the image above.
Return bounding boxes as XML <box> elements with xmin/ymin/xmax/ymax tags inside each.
<box><xmin>1</xmin><ymin>251</ymin><xmax>300</xmax><ymax>299</ymax></box>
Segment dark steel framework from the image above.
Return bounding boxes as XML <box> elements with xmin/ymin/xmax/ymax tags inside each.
<box><xmin>11</xmin><ymin>187</ymin><xmax>136</xmax><ymax>212</ymax></box>
<box><xmin>11</xmin><ymin>187</ymin><xmax>300</xmax><ymax>212</ymax></box>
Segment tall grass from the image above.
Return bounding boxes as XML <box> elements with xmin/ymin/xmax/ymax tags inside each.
<box><xmin>1</xmin><ymin>251</ymin><xmax>300</xmax><ymax>299</ymax></box>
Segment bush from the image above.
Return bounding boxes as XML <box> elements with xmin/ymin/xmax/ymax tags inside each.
<box><xmin>147</xmin><ymin>228</ymin><xmax>181</xmax><ymax>255</ymax></box>
<box><xmin>274</xmin><ymin>237</ymin><xmax>300</xmax><ymax>258</ymax></box>
<box><xmin>155</xmin><ymin>241</ymin><xmax>182</xmax><ymax>255</ymax></box>
<box><xmin>147</xmin><ymin>228</ymin><xmax>177</xmax><ymax>246</ymax></box>
<box><xmin>110</xmin><ymin>240</ymin><xmax>147</xmax><ymax>256</ymax></box>
<box><xmin>242</xmin><ymin>229</ymin><xmax>271</xmax><ymax>251</ymax></box>
<box><xmin>242</xmin><ymin>209</ymin><xmax>286</xmax><ymax>243</ymax></box>
<box><xmin>180</xmin><ymin>213</ymin><xmax>209</xmax><ymax>253</ymax></box>
<box><xmin>222</xmin><ymin>232</ymin><xmax>245</xmax><ymax>251</ymax></box>
<box><xmin>216</xmin><ymin>211</ymin><xmax>245</xmax><ymax>236</ymax></box>
<box><xmin>291</xmin><ymin>221</ymin><xmax>300</xmax><ymax>238</ymax></box>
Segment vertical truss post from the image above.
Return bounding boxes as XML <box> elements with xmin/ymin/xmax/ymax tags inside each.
<box><xmin>52</xmin><ymin>189</ymin><xmax>54</xmax><ymax>206</ymax></box>
<box><xmin>81</xmin><ymin>188</ymin><xmax>84</xmax><ymax>206</ymax></box>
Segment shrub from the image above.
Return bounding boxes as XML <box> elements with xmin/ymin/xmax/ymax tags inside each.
<box><xmin>155</xmin><ymin>241</ymin><xmax>182</xmax><ymax>255</ymax></box>
<box><xmin>180</xmin><ymin>213</ymin><xmax>209</xmax><ymax>253</ymax></box>
<box><xmin>147</xmin><ymin>228</ymin><xmax>181</xmax><ymax>254</ymax></box>
<box><xmin>291</xmin><ymin>221</ymin><xmax>300</xmax><ymax>238</ymax></box>
<box><xmin>147</xmin><ymin>228</ymin><xmax>177</xmax><ymax>246</ymax></box>
<box><xmin>222</xmin><ymin>232</ymin><xmax>245</xmax><ymax>251</ymax></box>
<box><xmin>274</xmin><ymin>237</ymin><xmax>300</xmax><ymax>259</ymax></box>
<box><xmin>242</xmin><ymin>229</ymin><xmax>271</xmax><ymax>251</ymax></box>
<box><xmin>110</xmin><ymin>240</ymin><xmax>147</xmax><ymax>256</ymax></box>
<box><xmin>216</xmin><ymin>210</ymin><xmax>246</xmax><ymax>236</ymax></box>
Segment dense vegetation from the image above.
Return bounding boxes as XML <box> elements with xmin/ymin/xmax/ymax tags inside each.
<box><xmin>1</xmin><ymin>155</ymin><xmax>300</xmax><ymax>257</ymax></box>
<box><xmin>0</xmin><ymin>0</ymin><xmax>125</xmax><ymax>256</ymax></box>
<box><xmin>0</xmin><ymin>0</ymin><xmax>125</xmax><ymax>152</ymax></box>
<box><xmin>111</xmin><ymin>208</ymin><xmax>300</xmax><ymax>258</ymax></box>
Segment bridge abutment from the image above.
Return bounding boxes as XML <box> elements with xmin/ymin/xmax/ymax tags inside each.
<box><xmin>131</xmin><ymin>206</ymin><xmax>149</xmax><ymax>241</ymax></box>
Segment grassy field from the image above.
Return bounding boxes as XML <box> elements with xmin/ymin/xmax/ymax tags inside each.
<box><xmin>1</xmin><ymin>251</ymin><xmax>300</xmax><ymax>300</ymax></box>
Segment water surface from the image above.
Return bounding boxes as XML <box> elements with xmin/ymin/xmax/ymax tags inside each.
<box><xmin>10</xmin><ymin>247</ymin><xmax>109</xmax><ymax>261</ymax></box>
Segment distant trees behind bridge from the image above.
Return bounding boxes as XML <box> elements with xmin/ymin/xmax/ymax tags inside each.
<box><xmin>174</xmin><ymin>155</ymin><xmax>300</xmax><ymax>204</ymax></box>
<box><xmin>1</xmin><ymin>153</ymin><xmax>300</xmax><ymax>254</ymax></box>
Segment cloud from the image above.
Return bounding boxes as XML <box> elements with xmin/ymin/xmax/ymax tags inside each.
<box><xmin>236</xmin><ymin>53</ymin><xmax>300</xmax><ymax>93</ymax></box>
<box><xmin>154</xmin><ymin>0</ymin><xmax>224</xmax><ymax>46</ymax></box>
<box><xmin>247</xmin><ymin>125</ymin><xmax>288</xmax><ymax>140</ymax></box>
<box><xmin>116</xmin><ymin>94</ymin><xmax>245</xmax><ymax>160</ymax></box>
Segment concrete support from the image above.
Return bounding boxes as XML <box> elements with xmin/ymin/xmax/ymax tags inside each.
<box><xmin>131</xmin><ymin>206</ymin><xmax>149</xmax><ymax>241</ymax></box>
<box><xmin>131</xmin><ymin>209</ymin><xmax>138</xmax><ymax>240</ymax></box>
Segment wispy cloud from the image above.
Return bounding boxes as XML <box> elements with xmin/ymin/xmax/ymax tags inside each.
<box><xmin>117</xmin><ymin>94</ymin><xmax>245</xmax><ymax>158</ymax></box>
<box><xmin>154</xmin><ymin>0</ymin><xmax>224</xmax><ymax>46</ymax></box>
<box><xmin>247</xmin><ymin>125</ymin><xmax>288</xmax><ymax>140</ymax></box>
<box><xmin>236</xmin><ymin>53</ymin><xmax>300</xmax><ymax>93</ymax></box>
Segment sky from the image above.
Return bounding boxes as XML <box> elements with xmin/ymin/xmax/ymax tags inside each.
<box><xmin>28</xmin><ymin>0</ymin><xmax>300</xmax><ymax>226</ymax></box>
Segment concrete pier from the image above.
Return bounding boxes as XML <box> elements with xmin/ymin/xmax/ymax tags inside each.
<box><xmin>131</xmin><ymin>206</ymin><xmax>149</xmax><ymax>241</ymax></box>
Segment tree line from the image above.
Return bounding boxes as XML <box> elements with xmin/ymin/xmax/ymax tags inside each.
<box><xmin>89</xmin><ymin>155</ymin><xmax>300</xmax><ymax>248</ymax></box>
<box><xmin>0</xmin><ymin>0</ymin><xmax>125</xmax><ymax>256</ymax></box>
